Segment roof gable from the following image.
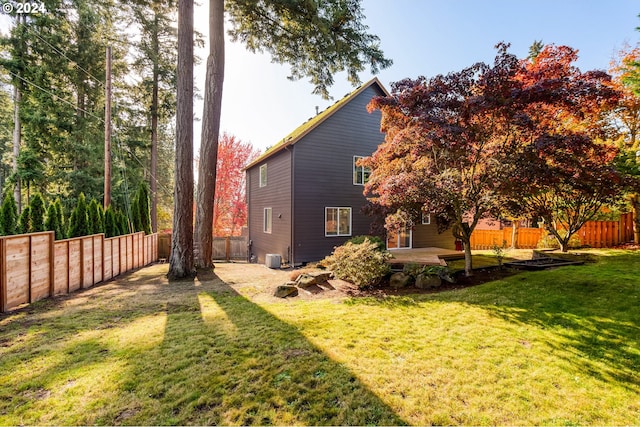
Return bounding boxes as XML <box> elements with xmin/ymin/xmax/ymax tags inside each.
<box><xmin>245</xmin><ymin>77</ymin><xmax>389</xmax><ymax>170</ymax></box>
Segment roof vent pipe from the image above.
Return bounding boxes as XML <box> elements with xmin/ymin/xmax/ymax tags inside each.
<box><xmin>315</xmin><ymin>106</ymin><xmax>319</xmax><ymax>115</ymax></box>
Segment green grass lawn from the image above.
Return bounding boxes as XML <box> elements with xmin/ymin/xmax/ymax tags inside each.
<box><xmin>1</xmin><ymin>250</ymin><xmax>639</xmax><ymax>425</ymax></box>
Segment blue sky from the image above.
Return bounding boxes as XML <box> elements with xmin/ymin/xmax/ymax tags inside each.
<box><xmin>194</xmin><ymin>0</ymin><xmax>640</xmax><ymax>154</ymax></box>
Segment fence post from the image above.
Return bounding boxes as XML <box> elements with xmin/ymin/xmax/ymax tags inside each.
<box><xmin>48</xmin><ymin>231</ymin><xmax>55</xmax><ymax>298</ymax></box>
<box><xmin>0</xmin><ymin>238</ymin><xmax>5</xmax><ymax>312</ymax></box>
<box><xmin>226</xmin><ymin>237</ymin><xmax>231</xmax><ymax>261</ymax></box>
<box><xmin>28</xmin><ymin>235</ymin><xmax>32</xmax><ymax>303</ymax></box>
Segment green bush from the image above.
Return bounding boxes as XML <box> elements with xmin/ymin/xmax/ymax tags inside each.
<box><xmin>68</xmin><ymin>193</ymin><xmax>89</xmax><ymax>238</ymax></box>
<box><xmin>105</xmin><ymin>206</ymin><xmax>117</xmax><ymax>238</ymax></box>
<box><xmin>88</xmin><ymin>198</ymin><xmax>104</xmax><ymax>235</ymax></box>
<box><xmin>136</xmin><ymin>182</ymin><xmax>152</xmax><ymax>235</ymax></box>
<box><xmin>45</xmin><ymin>202</ymin><xmax>63</xmax><ymax>240</ymax></box>
<box><xmin>403</xmin><ymin>263</ymin><xmax>448</xmax><ymax>279</ymax></box>
<box><xmin>537</xmin><ymin>232</ymin><xmax>582</xmax><ymax>249</ymax></box>
<box><xmin>347</xmin><ymin>235</ymin><xmax>386</xmax><ymax>251</ymax></box>
<box><xmin>323</xmin><ymin>238</ymin><xmax>391</xmax><ymax>288</ymax></box>
<box><xmin>0</xmin><ymin>192</ymin><xmax>18</xmax><ymax>236</ymax></box>
<box><xmin>30</xmin><ymin>193</ymin><xmax>47</xmax><ymax>232</ymax></box>
<box><xmin>18</xmin><ymin>205</ymin><xmax>32</xmax><ymax>234</ymax></box>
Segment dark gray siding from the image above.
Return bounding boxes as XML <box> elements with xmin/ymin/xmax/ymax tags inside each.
<box><xmin>412</xmin><ymin>223</ymin><xmax>457</xmax><ymax>250</ymax></box>
<box><xmin>246</xmin><ymin>149</ymin><xmax>292</xmax><ymax>264</ymax></box>
<box><xmin>292</xmin><ymin>85</ymin><xmax>385</xmax><ymax>263</ymax></box>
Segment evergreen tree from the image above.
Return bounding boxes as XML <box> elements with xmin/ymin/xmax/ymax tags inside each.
<box><xmin>45</xmin><ymin>201</ymin><xmax>63</xmax><ymax>240</ymax></box>
<box><xmin>68</xmin><ymin>193</ymin><xmax>89</xmax><ymax>237</ymax></box>
<box><xmin>29</xmin><ymin>192</ymin><xmax>46</xmax><ymax>232</ymax></box>
<box><xmin>136</xmin><ymin>182</ymin><xmax>152</xmax><ymax>234</ymax></box>
<box><xmin>87</xmin><ymin>198</ymin><xmax>102</xmax><ymax>235</ymax></box>
<box><xmin>54</xmin><ymin>198</ymin><xmax>65</xmax><ymax>239</ymax></box>
<box><xmin>18</xmin><ymin>205</ymin><xmax>31</xmax><ymax>234</ymax></box>
<box><xmin>104</xmin><ymin>206</ymin><xmax>117</xmax><ymax>238</ymax></box>
<box><xmin>119</xmin><ymin>210</ymin><xmax>130</xmax><ymax>235</ymax></box>
<box><xmin>130</xmin><ymin>194</ymin><xmax>141</xmax><ymax>233</ymax></box>
<box><xmin>0</xmin><ymin>191</ymin><xmax>18</xmax><ymax>235</ymax></box>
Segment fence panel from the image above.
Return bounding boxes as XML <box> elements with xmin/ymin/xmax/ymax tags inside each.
<box><xmin>68</xmin><ymin>239</ymin><xmax>82</xmax><ymax>292</ymax></box>
<box><xmin>3</xmin><ymin>236</ymin><xmax>31</xmax><ymax>311</ymax></box>
<box><xmin>30</xmin><ymin>233</ymin><xmax>53</xmax><ymax>303</ymax></box>
<box><xmin>94</xmin><ymin>235</ymin><xmax>103</xmax><ymax>284</ymax></box>
<box><xmin>229</xmin><ymin>237</ymin><xmax>248</xmax><ymax>260</ymax></box>
<box><xmin>53</xmin><ymin>241</ymin><xmax>69</xmax><ymax>295</ymax></box>
<box><xmin>82</xmin><ymin>237</ymin><xmax>94</xmax><ymax>289</ymax></box>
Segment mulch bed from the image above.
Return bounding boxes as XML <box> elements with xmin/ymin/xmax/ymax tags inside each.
<box><xmin>344</xmin><ymin>267</ymin><xmax>519</xmax><ymax>298</ymax></box>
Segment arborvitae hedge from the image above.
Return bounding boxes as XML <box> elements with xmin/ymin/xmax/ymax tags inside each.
<box><xmin>68</xmin><ymin>193</ymin><xmax>89</xmax><ymax>238</ymax></box>
<box><xmin>54</xmin><ymin>198</ymin><xmax>65</xmax><ymax>239</ymax></box>
<box><xmin>87</xmin><ymin>198</ymin><xmax>104</xmax><ymax>235</ymax></box>
<box><xmin>137</xmin><ymin>183</ymin><xmax>152</xmax><ymax>235</ymax></box>
<box><xmin>29</xmin><ymin>193</ymin><xmax>46</xmax><ymax>232</ymax></box>
<box><xmin>45</xmin><ymin>202</ymin><xmax>63</xmax><ymax>240</ymax></box>
<box><xmin>104</xmin><ymin>206</ymin><xmax>117</xmax><ymax>238</ymax></box>
<box><xmin>0</xmin><ymin>192</ymin><xmax>18</xmax><ymax>236</ymax></box>
<box><xmin>18</xmin><ymin>205</ymin><xmax>32</xmax><ymax>234</ymax></box>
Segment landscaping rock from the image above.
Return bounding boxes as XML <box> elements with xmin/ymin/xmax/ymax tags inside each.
<box><xmin>309</xmin><ymin>271</ymin><xmax>332</xmax><ymax>283</ymax></box>
<box><xmin>274</xmin><ymin>284</ymin><xmax>298</xmax><ymax>298</ymax></box>
<box><xmin>415</xmin><ymin>274</ymin><xmax>441</xmax><ymax>289</ymax></box>
<box><xmin>295</xmin><ymin>273</ymin><xmax>317</xmax><ymax>288</ymax></box>
<box><xmin>390</xmin><ymin>272</ymin><xmax>411</xmax><ymax>289</ymax></box>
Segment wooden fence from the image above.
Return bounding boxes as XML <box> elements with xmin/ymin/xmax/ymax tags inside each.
<box><xmin>157</xmin><ymin>233</ymin><xmax>248</xmax><ymax>262</ymax></box>
<box><xmin>1</xmin><ymin>231</ymin><xmax>158</xmax><ymax>313</ymax></box>
<box><xmin>470</xmin><ymin>213</ymin><xmax>635</xmax><ymax>250</ymax></box>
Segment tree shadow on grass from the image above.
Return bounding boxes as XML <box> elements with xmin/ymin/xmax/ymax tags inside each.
<box><xmin>144</xmin><ymin>271</ymin><xmax>407</xmax><ymax>426</ymax></box>
<box><xmin>434</xmin><ymin>260</ymin><xmax>640</xmax><ymax>394</ymax></box>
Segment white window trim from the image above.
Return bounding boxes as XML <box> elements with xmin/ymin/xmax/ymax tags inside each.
<box><xmin>421</xmin><ymin>212</ymin><xmax>431</xmax><ymax>225</ymax></box>
<box><xmin>259</xmin><ymin>164</ymin><xmax>267</xmax><ymax>187</ymax></box>
<box><xmin>353</xmin><ymin>155</ymin><xmax>371</xmax><ymax>186</ymax></box>
<box><xmin>263</xmin><ymin>207</ymin><xmax>272</xmax><ymax>234</ymax></box>
<box><xmin>325</xmin><ymin>207</ymin><xmax>352</xmax><ymax>237</ymax></box>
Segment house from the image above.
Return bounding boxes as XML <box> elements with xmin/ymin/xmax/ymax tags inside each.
<box><xmin>244</xmin><ymin>78</ymin><xmax>456</xmax><ymax>266</ymax></box>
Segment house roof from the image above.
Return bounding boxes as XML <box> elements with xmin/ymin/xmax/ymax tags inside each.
<box><xmin>244</xmin><ymin>77</ymin><xmax>389</xmax><ymax>170</ymax></box>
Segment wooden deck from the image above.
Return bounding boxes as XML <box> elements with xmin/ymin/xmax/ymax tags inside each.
<box><xmin>388</xmin><ymin>247</ymin><xmax>464</xmax><ymax>266</ymax></box>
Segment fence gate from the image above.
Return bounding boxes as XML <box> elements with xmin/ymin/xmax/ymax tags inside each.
<box><xmin>212</xmin><ymin>237</ymin><xmax>248</xmax><ymax>261</ymax></box>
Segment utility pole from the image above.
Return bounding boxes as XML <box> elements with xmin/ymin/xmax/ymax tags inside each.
<box><xmin>104</xmin><ymin>46</ymin><xmax>112</xmax><ymax>209</ymax></box>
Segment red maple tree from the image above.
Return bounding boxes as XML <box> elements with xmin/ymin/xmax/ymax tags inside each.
<box><xmin>213</xmin><ymin>133</ymin><xmax>260</xmax><ymax>237</ymax></box>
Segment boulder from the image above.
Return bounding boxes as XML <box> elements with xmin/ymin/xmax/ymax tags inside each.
<box><xmin>274</xmin><ymin>284</ymin><xmax>299</xmax><ymax>298</ymax></box>
<box><xmin>415</xmin><ymin>274</ymin><xmax>441</xmax><ymax>289</ymax></box>
<box><xmin>295</xmin><ymin>273</ymin><xmax>317</xmax><ymax>288</ymax></box>
<box><xmin>390</xmin><ymin>272</ymin><xmax>411</xmax><ymax>289</ymax></box>
<box><xmin>309</xmin><ymin>271</ymin><xmax>332</xmax><ymax>283</ymax></box>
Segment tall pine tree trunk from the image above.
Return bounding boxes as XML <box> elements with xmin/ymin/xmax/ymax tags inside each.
<box><xmin>195</xmin><ymin>0</ymin><xmax>224</xmax><ymax>268</ymax></box>
<box><xmin>168</xmin><ymin>0</ymin><xmax>195</xmax><ymax>279</ymax></box>
<box><xmin>150</xmin><ymin>11</ymin><xmax>159</xmax><ymax>233</ymax></box>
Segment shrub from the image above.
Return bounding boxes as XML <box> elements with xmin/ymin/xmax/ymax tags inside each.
<box><xmin>18</xmin><ymin>205</ymin><xmax>32</xmax><ymax>234</ymax></box>
<box><xmin>403</xmin><ymin>263</ymin><xmax>448</xmax><ymax>279</ymax></box>
<box><xmin>104</xmin><ymin>206</ymin><xmax>118</xmax><ymax>238</ymax></box>
<box><xmin>0</xmin><ymin>192</ymin><xmax>18</xmax><ymax>236</ymax></box>
<box><xmin>68</xmin><ymin>193</ymin><xmax>89</xmax><ymax>238</ymax></box>
<box><xmin>347</xmin><ymin>235</ymin><xmax>386</xmax><ymax>251</ymax></box>
<box><xmin>323</xmin><ymin>238</ymin><xmax>391</xmax><ymax>288</ymax></box>
<box><xmin>29</xmin><ymin>193</ymin><xmax>46</xmax><ymax>232</ymax></box>
<box><xmin>87</xmin><ymin>198</ymin><xmax>104</xmax><ymax>235</ymax></box>
<box><xmin>537</xmin><ymin>232</ymin><xmax>582</xmax><ymax>250</ymax></box>
<box><xmin>45</xmin><ymin>202</ymin><xmax>63</xmax><ymax>240</ymax></box>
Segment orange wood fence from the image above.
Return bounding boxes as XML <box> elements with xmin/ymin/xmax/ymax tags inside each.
<box><xmin>1</xmin><ymin>231</ymin><xmax>158</xmax><ymax>313</ymax></box>
<box><xmin>470</xmin><ymin>213</ymin><xmax>634</xmax><ymax>250</ymax></box>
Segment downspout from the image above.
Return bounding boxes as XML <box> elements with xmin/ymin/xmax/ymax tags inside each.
<box><xmin>286</xmin><ymin>144</ymin><xmax>295</xmax><ymax>265</ymax></box>
<box><xmin>246</xmin><ymin>169</ymin><xmax>252</xmax><ymax>262</ymax></box>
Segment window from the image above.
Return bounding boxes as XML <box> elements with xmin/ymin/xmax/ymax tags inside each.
<box><xmin>263</xmin><ymin>208</ymin><xmax>272</xmax><ymax>233</ymax></box>
<box><xmin>353</xmin><ymin>156</ymin><xmax>371</xmax><ymax>185</ymax></box>
<box><xmin>421</xmin><ymin>212</ymin><xmax>431</xmax><ymax>225</ymax></box>
<box><xmin>325</xmin><ymin>207</ymin><xmax>351</xmax><ymax>236</ymax></box>
<box><xmin>259</xmin><ymin>164</ymin><xmax>267</xmax><ymax>187</ymax></box>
